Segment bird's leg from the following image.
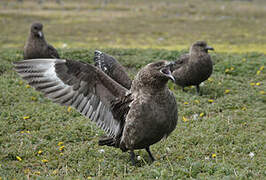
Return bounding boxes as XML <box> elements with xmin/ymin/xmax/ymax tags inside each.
<box><xmin>196</xmin><ymin>85</ymin><xmax>200</xmax><ymax>94</ymax></box>
<box><xmin>145</xmin><ymin>147</ymin><xmax>155</xmax><ymax>162</ymax></box>
<box><xmin>130</xmin><ymin>150</ymin><xmax>136</xmax><ymax>165</ymax></box>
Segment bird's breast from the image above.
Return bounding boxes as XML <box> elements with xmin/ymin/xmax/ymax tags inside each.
<box><xmin>121</xmin><ymin>90</ymin><xmax>177</xmax><ymax>149</ymax></box>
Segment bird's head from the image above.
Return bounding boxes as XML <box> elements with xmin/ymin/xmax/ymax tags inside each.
<box><xmin>30</xmin><ymin>22</ymin><xmax>44</xmax><ymax>38</ymax></box>
<box><xmin>190</xmin><ymin>41</ymin><xmax>214</xmax><ymax>54</ymax></box>
<box><xmin>136</xmin><ymin>61</ymin><xmax>175</xmax><ymax>89</ymax></box>
<box><xmin>148</xmin><ymin>60</ymin><xmax>175</xmax><ymax>82</ymax></box>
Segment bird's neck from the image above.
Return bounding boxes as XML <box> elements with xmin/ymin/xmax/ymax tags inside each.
<box><xmin>29</xmin><ymin>34</ymin><xmax>47</xmax><ymax>44</ymax></box>
<box><xmin>190</xmin><ymin>51</ymin><xmax>208</xmax><ymax>61</ymax></box>
<box><xmin>132</xmin><ymin>78</ymin><xmax>168</xmax><ymax>95</ymax></box>
<box><xmin>132</xmin><ymin>69</ymin><xmax>169</xmax><ymax>94</ymax></box>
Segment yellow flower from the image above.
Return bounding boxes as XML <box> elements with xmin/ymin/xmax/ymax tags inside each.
<box><xmin>59</xmin><ymin>146</ymin><xmax>65</xmax><ymax>151</ymax></box>
<box><xmin>260</xmin><ymin>65</ymin><xmax>264</xmax><ymax>71</ymax></box>
<box><xmin>87</xmin><ymin>177</ymin><xmax>92</xmax><ymax>180</ymax></box>
<box><xmin>16</xmin><ymin>156</ymin><xmax>22</xmax><ymax>161</ymax></box>
<box><xmin>34</xmin><ymin>171</ymin><xmax>40</xmax><ymax>175</ymax></box>
<box><xmin>53</xmin><ymin>170</ymin><xmax>58</xmax><ymax>174</ymax></box>
<box><xmin>208</xmin><ymin>99</ymin><xmax>214</xmax><ymax>103</ymax></box>
<box><xmin>67</xmin><ymin>106</ymin><xmax>72</xmax><ymax>112</ymax></box>
<box><xmin>256</xmin><ymin>70</ymin><xmax>261</xmax><ymax>75</ymax></box>
<box><xmin>60</xmin><ymin>153</ymin><xmax>64</xmax><ymax>156</ymax></box>
<box><xmin>20</xmin><ymin>131</ymin><xmax>24</xmax><ymax>134</ymax></box>
<box><xmin>25</xmin><ymin>130</ymin><xmax>30</xmax><ymax>134</ymax></box>
<box><xmin>230</xmin><ymin>67</ymin><xmax>234</xmax><ymax>71</ymax></box>
<box><xmin>242</xmin><ymin>58</ymin><xmax>246</xmax><ymax>62</ymax></box>
<box><xmin>38</xmin><ymin>150</ymin><xmax>43</xmax><ymax>155</ymax></box>
<box><xmin>182</xmin><ymin>116</ymin><xmax>188</xmax><ymax>122</ymax></box>
<box><xmin>225</xmin><ymin>68</ymin><xmax>230</xmax><ymax>73</ymax></box>
<box><xmin>183</xmin><ymin>102</ymin><xmax>189</xmax><ymax>105</ymax></box>
<box><xmin>41</xmin><ymin>159</ymin><xmax>48</xmax><ymax>163</ymax></box>
<box><xmin>23</xmin><ymin>116</ymin><xmax>30</xmax><ymax>120</ymax></box>
<box><xmin>25</xmin><ymin>84</ymin><xmax>30</xmax><ymax>88</ymax></box>
<box><xmin>194</xmin><ymin>100</ymin><xmax>200</xmax><ymax>104</ymax></box>
<box><xmin>250</xmin><ymin>82</ymin><xmax>255</xmax><ymax>86</ymax></box>
<box><xmin>256</xmin><ymin>82</ymin><xmax>261</xmax><ymax>86</ymax></box>
<box><xmin>31</xmin><ymin>96</ymin><xmax>37</xmax><ymax>101</ymax></box>
<box><xmin>58</xmin><ymin>142</ymin><xmax>63</xmax><ymax>146</ymax></box>
<box><xmin>168</xmin><ymin>83</ymin><xmax>175</xmax><ymax>91</ymax></box>
<box><xmin>208</xmin><ymin>78</ymin><xmax>214</xmax><ymax>82</ymax></box>
<box><xmin>155</xmin><ymin>161</ymin><xmax>161</xmax><ymax>166</ymax></box>
<box><xmin>212</xmin><ymin>153</ymin><xmax>216</xmax><ymax>158</ymax></box>
<box><xmin>24</xmin><ymin>168</ymin><xmax>30</xmax><ymax>174</ymax></box>
<box><xmin>199</xmin><ymin>113</ymin><xmax>204</xmax><ymax>117</ymax></box>
<box><xmin>19</xmin><ymin>80</ymin><xmax>24</xmax><ymax>85</ymax></box>
<box><xmin>242</xmin><ymin>107</ymin><xmax>247</xmax><ymax>111</ymax></box>
<box><xmin>260</xmin><ymin>91</ymin><xmax>265</xmax><ymax>95</ymax></box>
<box><xmin>224</xmin><ymin>89</ymin><xmax>230</xmax><ymax>94</ymax></box>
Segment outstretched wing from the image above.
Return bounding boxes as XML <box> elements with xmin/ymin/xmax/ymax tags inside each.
<box><xmin>14</xmin><ymin>59</ymin><xmax>129</xmax><ymax>138</ymax></box>
<box><xmin>94</xmin><ymin>50</ymin><xmax>132</xmax><ymax>90</ymax></box>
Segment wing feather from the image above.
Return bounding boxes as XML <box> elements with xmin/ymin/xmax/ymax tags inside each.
<box><xmin>14</xmin><ymin>59</ymin><xmax>130</xmax><ymax>138</ymax></box>
<box><xmin>94</xmin><ymin>50</ymin><xmax>132</xmax><ymax>90</ymax></box>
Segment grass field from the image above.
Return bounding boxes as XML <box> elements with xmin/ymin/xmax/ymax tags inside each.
<box><xmin>0</xmin><ymin>0</ymin><xmax>266</xmax><ymax>179</ymax></box>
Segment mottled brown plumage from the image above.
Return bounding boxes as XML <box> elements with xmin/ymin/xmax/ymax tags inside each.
<box><xmin>94</xmin><ymin>50</ymin><xmax>132</xmax><ymax>89</ymax></box>
<box><xmin>14</xmin><ymin>59</ymin><xmax>177</xmax><ymax>165</ymax></box>
<box><xmin>172</xmin><ymin>41</ymin><xmax>214</xmax><ymax>94</ymax></box>
<box><xmin>24</xmin><ymin>22</ymin><xmax>60</xmax><ymax>59</ymax></box>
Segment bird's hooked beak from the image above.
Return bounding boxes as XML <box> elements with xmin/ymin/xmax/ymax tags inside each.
<box><xmin>161</xmin><ymin>61</ymin><xmax>176</xmax><ymax>83</ymax></box>
<box><xmin>205</xmin><ymin>46</ymin><xmax>214</xmax><ymax>52</ymax></box>
<box><xmin>38</xmin><ymin>31</ymin><xmax>43</xmax><ymax>38</ymax></box>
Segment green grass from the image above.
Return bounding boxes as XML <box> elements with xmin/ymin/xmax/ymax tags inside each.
<box><xmin>0</xmin><ymin>48</ymin><xmax>265</xmax><ymax>179</ymax></box>
<box><xmin>0</xmin><ymin>0</ymin><xmax>266</xmax><ymax>179</ymax></box>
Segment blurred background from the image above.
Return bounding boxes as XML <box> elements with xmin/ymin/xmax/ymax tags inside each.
<box><xmin>1</xmin><ymin>0</ymin><xmax>266</xmax><ymax>53</ymax></box>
